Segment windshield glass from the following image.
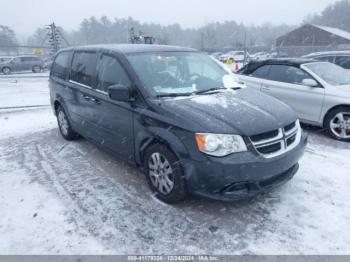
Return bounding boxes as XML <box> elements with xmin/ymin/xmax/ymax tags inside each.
<box><xmin>127</xmin><ymin>52</ymin><xmax>228</xmax><ymax>97</ymax></box>
<box><xmin>305</xmin><ymin>62</ymin><xmax>350</xmax><ymax>86</ymax></box>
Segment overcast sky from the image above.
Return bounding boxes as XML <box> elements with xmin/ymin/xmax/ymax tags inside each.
<box><xmin>0</xmin><ymin>0</ymin><xmax>339</xmax><ymax>38</ymax></box>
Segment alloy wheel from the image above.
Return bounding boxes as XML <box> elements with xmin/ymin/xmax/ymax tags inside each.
<box><xmin>330</xmin><ymin>112</ymin><xmax>350</xmax><ymax>139</ymax></box>
<box><xmin>58</xmin><ymin>110</ymin><xmax>69</xmax><ymax>136</ymax></box>
<box><xmin>148</xmin><ymin>152</ymin><xmax>174</xmax><ymax>195</ymax></box>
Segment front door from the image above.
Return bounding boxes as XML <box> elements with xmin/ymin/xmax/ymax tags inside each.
<box><xmin>261</xmin><ymin>64</ymin><xmax>325</xmax><ymax>123</ymax></box>
<box><xmin>238</xmin><ymin>65</ymin><xmax>272</xmax><ymax>91</ymax></box>
<box><xmin>89</xmin><ymin>53</ymin><xmax>134</xmax><ymax>160</ymax></box>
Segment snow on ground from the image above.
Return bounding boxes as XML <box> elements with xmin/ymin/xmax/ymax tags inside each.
<box><xmin>0</xmin><ymin>75</ymin><xmax>50</xmax><ymax>109</ymax></box>
<box><xmin>0</xmin><ymin>75</ymin><xmax>350</xmax><ymax>254</ymax></box>
<box><xmin>0</xmin><ymin>108</ymin><xmax>56</xmax><ymax>138</ymax></box>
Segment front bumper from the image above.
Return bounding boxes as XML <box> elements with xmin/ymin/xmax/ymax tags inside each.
<box><xmin>182</xmin><ymin>132</ymin><xmax>308</xmax><ymax>201</ymax></box>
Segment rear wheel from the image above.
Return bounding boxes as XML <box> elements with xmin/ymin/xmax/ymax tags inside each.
<box><xmin>325</xmin><ymin>107</ymin><xmax>350</xmax><ymax>142</ymax></box>
<box><xmin>56</xmin><ymin>106</ymin><xmax>79</xmax><ymax>140</ymax></box>
<box><xmin>2</xmin><ymin>67</ymin><xmax>11</xmax><ymax>75</ymax></box>
<box><xmin>144</xmin><ymin>144</ymin><xmax>187</xmax><ymax>204</ymax></box>
<box><xmin>32</xmin><ymin>65</ymin><xmax>41</xmax><ymax>73</ymax></box>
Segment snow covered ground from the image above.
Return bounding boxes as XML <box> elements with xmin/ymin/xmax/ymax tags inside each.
<box><xmin>0</xmin><ymin>75</ymin><xmax>350</xmax><ymax>255</ymax></box>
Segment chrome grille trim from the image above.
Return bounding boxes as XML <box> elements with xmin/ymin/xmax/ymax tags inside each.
<box><xmin>250</xmin><ymin>120</ymin><xmax>301</xmax><ymax>158</ymax></box>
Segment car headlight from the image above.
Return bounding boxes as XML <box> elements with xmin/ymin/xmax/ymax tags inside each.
<box><xmin>195</xmin><ymin>133</ymin><xmax>247</xmax><ymax>157</ymax></box>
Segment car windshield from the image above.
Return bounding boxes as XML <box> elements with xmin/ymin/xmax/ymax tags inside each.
<box><xmin>304</xmin><ymin>62</ymin><xmax>350</xmax><ymax>86</ymax></box>
<box><xmin>127</xmin><ymin>52</ymin><xmax>228</xmax><ymax>97</ymax></box>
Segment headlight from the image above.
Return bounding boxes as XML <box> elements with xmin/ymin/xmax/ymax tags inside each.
<box><xmin>195</xmin><ymin>133</ymin><xmax>247</xmax><ymax>157</ymax></box>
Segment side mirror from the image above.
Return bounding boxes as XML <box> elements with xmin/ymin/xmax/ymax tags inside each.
<box><xmin>108</xmin><ymin>84</ymin><xmax>134</xmax><ymax>102</ymax></box>
<box><xmin>302</xmin><ymin>79</ymin><xmax>319</xmax><ymax>87</ymax></box>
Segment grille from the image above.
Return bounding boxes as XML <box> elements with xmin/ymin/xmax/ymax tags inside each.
<box><xmin>256</xmin><ymin>142</ymin><xmax>282</xmax><ymax>155</ymax></box>
<box><xmin>250</xmin><ymin>129</ymin><xmax>279</xmax><ymax>143</ymax></box>
<box><xmin>250</xmin><ymin>120</ymin><xmax>301</xmax><ymax>158</ymax></box>
<box><xmin>284</xmin><ymin>122</ymin><xmax>296</xmax><ymax>133</ymax></box>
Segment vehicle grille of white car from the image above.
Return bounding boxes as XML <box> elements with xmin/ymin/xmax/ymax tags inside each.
<box><xmin>250</xmin><ymin>120</ymin><xmax>301</xmax><ymax>158</ymax></box>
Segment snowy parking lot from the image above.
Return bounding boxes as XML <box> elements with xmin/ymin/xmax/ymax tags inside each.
<box><xmin>0</xmin><ymin>74</ymin><xmax>350</xmax><ymax>255</ymax></box>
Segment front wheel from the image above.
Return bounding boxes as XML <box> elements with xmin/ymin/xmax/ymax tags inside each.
<box><xmin>56</xmin><ymin>106</ymin><xmax>79</xmax><ymax>141</ymax></box>
<box><xmin>325</xmin><ymin>107</ymin><xmax>350</xmax><ymax>142</ymax></box>
<box><xmin>144</xmin><ymin>144</ymin><xmax>187</xmax><ymax>204</ymax></box>
<box><xmin>2</xmin><ymin>67</ymin><xmax>11</xmax><ymax>75</ymax></box>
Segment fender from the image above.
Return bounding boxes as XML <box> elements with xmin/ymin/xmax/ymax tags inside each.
<box><xmin>134</xmin><ymin>126</ymin><xmax>190</xmax><ymax>167</ymax></box>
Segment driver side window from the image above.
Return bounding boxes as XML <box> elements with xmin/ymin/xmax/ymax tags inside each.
<box><xmin>268</xmin><ymin>65</ymin><xmax>313</xmax><ymax>85</ymax></box>
<box><xmin>96</xmin><ymin>54</ymin><xmax>131</xmax><ymax>93</ymax></box>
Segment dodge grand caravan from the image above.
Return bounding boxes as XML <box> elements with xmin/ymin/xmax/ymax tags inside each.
<box><xmin>49</xmin><ymin>44</ymin><xmax>307</xmax><ymax>203</ymax></box>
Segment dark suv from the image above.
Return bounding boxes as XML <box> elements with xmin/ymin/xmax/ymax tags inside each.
<box><xmin>0</xmin><ymin>55</ymin><xmax>43</xmax><ymax>74</ymax></box>
<box><xmin>49</xmin><ymin>44</ymin><xmax>307</xmax><ymax>203</ymax></box>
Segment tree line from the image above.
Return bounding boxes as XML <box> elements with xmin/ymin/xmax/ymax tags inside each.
<box><xmin>1</xmin><ymin>0</ymin><xmax>350</xmax><ymax>52</ymax></box>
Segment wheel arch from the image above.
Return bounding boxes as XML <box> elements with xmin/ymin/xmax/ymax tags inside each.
<box><xmin>135</xmin><ymin>128</ymin><xmax>189</xmax><ymax>167</ymax></box>
<box><xmin>323</xmin><ymin>104</ymin><xmax>350</xmax><ymax>127</ymax></box>
<box><xmin>1</xmin><ymin>66</ymin><xmax>11</xmax><ymax>73</ymax></box>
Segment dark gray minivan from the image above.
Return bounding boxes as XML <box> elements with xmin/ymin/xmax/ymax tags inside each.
<box><xmin>49</xmin><ymin>44</ymin><xmax>307</xmax><ymax>203</ymax></box>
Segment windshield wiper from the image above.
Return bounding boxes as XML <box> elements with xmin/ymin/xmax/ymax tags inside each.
<box><xmin>194</xmin><ymin>87</ymin><xmax>226</xmax><ymax>95</ymax></box>
<box><xmin>155</xmin><ymin>93</ymin><xmax>193</xmax><ymax>98</ymax></box>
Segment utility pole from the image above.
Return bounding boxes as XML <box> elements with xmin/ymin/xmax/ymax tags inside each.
<box><xmin>47</xmin><ymin>22</ymin><xmax>70</xmax><ymax>55</ymax></box>
<box><xmin>47</xmin><ymin>23</ymin><xmax>59</xmax><ymax>55</ymax></box>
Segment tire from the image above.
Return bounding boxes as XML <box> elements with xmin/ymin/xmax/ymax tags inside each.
<box><xmin>2</xmin><ymin>67</ymin><xmax>11</xmax><ymax>75</ymax></box>
<box><xmin>56</xmin><ymin>105</ymin><xmax>79</xmax><ymax>141</ymax></box>
<box><xmin>143</xmin><ymin>143</ymin><xmax>187</xmax><ymax>204</ymax></box>
<box><xmin>32</xmin><ymin>65</ymin><xmax>42</xmax><ymax>73</ymax></box>
<box><xmin>324</xmin><ymin>107</ymin><xmax>350</xmax><ymax>142</ymax></box>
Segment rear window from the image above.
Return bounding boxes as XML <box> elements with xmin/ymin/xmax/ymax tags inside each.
<box><xmin>70</xmin><ymin>52</ymin><xmax>98</xmax><ymax>87</ymax></box>
<box><xmin>51</xmin><ymin>51</ymin><xmax>71</xmax><ymax>80</ymax></box>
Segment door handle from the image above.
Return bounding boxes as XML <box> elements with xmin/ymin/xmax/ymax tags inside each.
<box><xmin>90</xmin><ymin>98</ymin><xmax>101</xmax><ymax>104</ymax></box>
<box><xmin>82</xmin><ymin>94</ymin><xmax>100</xmax><ymax>104</ymax></box>
<box><xmin>82</xmin><ymin>94</ymin><xmax>91</xmax><ymax>101</ymax></box>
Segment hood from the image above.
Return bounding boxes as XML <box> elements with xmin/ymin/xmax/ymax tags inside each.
<box><xmin>151</xmin><ymin>89</ymin><xmax>297</xmax><ymax>136</ymax></box>
<box><xmin>326</xmin><ymin>85</ymin><xmax>350</xmax><ymax>100</ymax></box>
<box><xmin>337</xmin><ymin>85</ymin><xmax>350</xmax><ymax>93</ymax></box>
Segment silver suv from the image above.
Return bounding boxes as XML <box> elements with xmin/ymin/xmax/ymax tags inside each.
<box><xmin>0</xmin><ymin>55</ymin><xmax>44</xmax><ymax>74</ymax></box>
<box><xmin>237</xmin><ymin>58</ymin><xmax>350</xmax><ymax>142</ymax></box>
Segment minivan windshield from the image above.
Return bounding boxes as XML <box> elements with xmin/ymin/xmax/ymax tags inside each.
<box><xmin>304</xmin><ymin>62</ymin><xmax>350</xmax><ymax>86</ymax></box>
<box><xmin>127</xmin><ymin>52</ymin><xmax>228</xmax><ymax>97</ymax></box>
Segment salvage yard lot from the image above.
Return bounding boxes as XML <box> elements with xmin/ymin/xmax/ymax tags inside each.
<box><xmin>0</xmin><ymin>74</ymin><xmax>350</xmax><ymax>254</ymax></box>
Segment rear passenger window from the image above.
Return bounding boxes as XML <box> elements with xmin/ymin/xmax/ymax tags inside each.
<box><xmin>96</xmin><ymin>54</ymin><xmax>131</xmax><ymax>92</ymax></box>
<box><xmin>51</xmin><ymin>52</ymin><xmax>71</xmax><ymax>79</ymax></box>
<box><xmin>251</xmin><ymin>65</ymin><xmax>270</xmax><ymax>79</ymax></box>
<box><xmin>335</xmin><ymin>56</ymin><xmax>350</xmax><ymax>69</ymax></box>
<box><xmin>70</xmin><ymin>52</ymin><xmax>98</xmax><ymax>87</ymax></box>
